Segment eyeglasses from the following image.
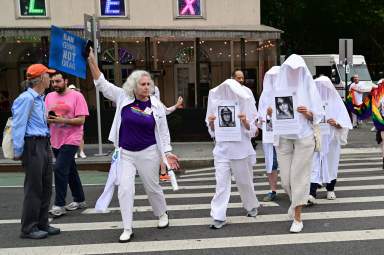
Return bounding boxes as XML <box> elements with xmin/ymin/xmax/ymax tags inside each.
<box><xmin>140</xmin><ymin>82</ymin><xmax>151</xmax><ymax>86</ymax></box>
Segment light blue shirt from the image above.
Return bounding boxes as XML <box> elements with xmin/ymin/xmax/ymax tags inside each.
<box><xmin>11</xmin><ymin>88</ymin><xmax>50</xmax><ymax>157</ymax></box>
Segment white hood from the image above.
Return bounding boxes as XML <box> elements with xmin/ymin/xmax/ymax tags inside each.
<box><xmin>258</xmin><ymin>66</ymin><xmax>280</xmax><ymax>119</ymax></box>
<box><xmin>276</xmin><ymin>54</ymin><xmax>325</xmax><ymax>124</ymax></box>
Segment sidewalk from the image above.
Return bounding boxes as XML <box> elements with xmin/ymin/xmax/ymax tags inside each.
<box><xmin>0</xmin><ymin>121</ymin><xmax>380</xmax><ymax>172</ymax></box>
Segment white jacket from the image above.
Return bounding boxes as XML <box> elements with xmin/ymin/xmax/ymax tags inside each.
<box><xmin>94</xmin><ymin>74</ymin><xmax>172</xmax><ymax>160</ymax></box>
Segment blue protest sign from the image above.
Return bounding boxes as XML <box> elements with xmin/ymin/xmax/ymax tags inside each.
<box><xmin>49</xmin><ymin>26</ymin><xmax>87</xmax><ymax>79</ymax></box>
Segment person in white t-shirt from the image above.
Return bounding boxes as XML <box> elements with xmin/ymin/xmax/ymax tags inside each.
<box><xmin>349</xmin><ymin>74</ymin><xmax>365</xmax><ymax>128</ymax></box>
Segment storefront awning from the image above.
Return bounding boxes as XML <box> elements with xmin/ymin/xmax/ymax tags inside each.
<box><xmin>0</xmin><ymin>24</ymin><xmax>282</xmax><ymax>41</ymax></box>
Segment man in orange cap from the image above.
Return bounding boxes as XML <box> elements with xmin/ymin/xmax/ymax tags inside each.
<box><xmin>12</xmin><ymin>63</ymin><xmax>61</xmax><ymax>239</ymax></box>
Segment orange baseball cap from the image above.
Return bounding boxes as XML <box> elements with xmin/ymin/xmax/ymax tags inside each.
<box><xmin>26</xmin><ymin>64</ymin><xmax>56</xmax><ymax>79</ymax></box>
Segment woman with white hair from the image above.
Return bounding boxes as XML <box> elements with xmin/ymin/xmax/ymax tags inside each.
<box><xmin>271</xmin><ymin>54</ymin><xmax>324</xmax><ymax>233</ymax></box>
<box><xmin>309</xmin><ymin>76</ymin><xmax>352</xmax><ymax>203</ymax></box>
<box><xmin>87</xmin><ymin>50</ymin><xmax>179</xmax><ymax>243</ymax></box>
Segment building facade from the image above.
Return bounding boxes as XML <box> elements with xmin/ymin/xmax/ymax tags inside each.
<box><xmin>0</xmin><ymin>0</ymin><xmax>281</xmax><ymax>141</ymax></box>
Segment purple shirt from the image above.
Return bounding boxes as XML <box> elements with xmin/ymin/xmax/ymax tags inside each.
<box><xmin>119</xmin><ymin>99</ymin><xmax>156</xmax><ymax>151</ymax></box>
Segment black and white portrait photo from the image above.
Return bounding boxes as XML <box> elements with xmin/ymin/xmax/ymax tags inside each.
<box><xmin>320</xmin><ymin>105</ymin><xmax>326</xmax><ymax>123</ymax></box>
<box><xmin>266</xmin><ymin>118</ymin><xmax>273</xmax><ymax>131</ymax></box>
<box><xmin>218</xmin><ymin>106</ymin><xmax>236</xmax><ymax>127</ymax></box>
<box><xmin>275</xmin><ymin>96</ymin><xmax>294</xmax><ymax>120</ymax></box>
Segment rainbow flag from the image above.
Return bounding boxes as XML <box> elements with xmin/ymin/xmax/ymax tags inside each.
<box><xmin>345</xmin><ymin>90</ymin><xmax>371</xmax><ymax>120</ymax></box>
<box><xmin>371</xmin><ymin>83</ymin><xmax>384</xmax><ymax>130</ymax></box>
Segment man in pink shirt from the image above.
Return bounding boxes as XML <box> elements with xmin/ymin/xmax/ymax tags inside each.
<box><xmin>45</xmin><ymin>72</ymin><xmax>89</xmax><ymax>217</ymax></box>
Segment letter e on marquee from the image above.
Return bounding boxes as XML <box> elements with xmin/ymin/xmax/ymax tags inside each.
<box><xmin>100</xmin><ymin>0</ymin><xmax>126</xmax><ymax>17</ymax></box>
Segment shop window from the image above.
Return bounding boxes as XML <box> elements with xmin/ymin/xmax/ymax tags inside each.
<box><xmin>174</xmin><ymin>0</ymin><xmax>205</xmax><ymax>19</ymax></box>
<box><xmin>99</xmin><ymin>0</ymin><xmax>128</xmax><ymax>18</ymax></box>
<box><xmin>17</xmin><ymin>0</ymin><xmax>49</xmax><ymax>18</ymax></box>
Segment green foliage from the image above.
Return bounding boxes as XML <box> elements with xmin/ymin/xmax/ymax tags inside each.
<box><xmin>261</xmin><ymin>0</ymin><xmax>384</xmax><ymax>78</ymax></box>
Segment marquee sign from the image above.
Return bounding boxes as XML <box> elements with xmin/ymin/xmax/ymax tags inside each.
<box><xmin>100</xmin><ymin>0</ymin><xmax>126</xmax><ymax>17</ymax></box>
<box><xmin>177</xmin><ymin>0</ymin><xmax>203</xmax><ymax>17</ymax></box>
<box><xmin>19</xmin><ymin>0</ymin><xmax>47</xmax><ymax>17</ymax></box>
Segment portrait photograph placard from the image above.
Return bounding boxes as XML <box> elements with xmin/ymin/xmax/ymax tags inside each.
<box><xmin>320</xmin><ymin>103</ymin><xmax>331</xmax><ymax>135</ymax></box>
<box><xmin>214</xmin><ymin>100</ymin><xmax>241</xmax><ymax>142</ymax></box>
<box><xmin>272</xmin><ymin>90</ymin><xmax>300</xmax><ymax>135</ymax></box>
<box><xmin>262</xmin><ymin>115</ymin><xmax>274</xmax><ymax>143</ymax></box>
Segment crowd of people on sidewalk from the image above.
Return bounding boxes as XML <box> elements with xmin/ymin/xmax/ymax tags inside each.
<box><xmin>10</xmin><ymin>50</ymin><xmax>379</xmax><ymax>243</ymax></box>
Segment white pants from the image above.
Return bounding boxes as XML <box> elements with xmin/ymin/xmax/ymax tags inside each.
<box><xmin>118</xmin><ymin>145</ymin><xmax>166</xmax><ymax>230</ymax></box>
<box><xmin>262</xmin><ymin>143</ymin><xmax>274</xmax><ymax>173</ymax></box>
<box><xmin>210</xmin><ymin>156</ymin><xmax>260</xmax><ymax>221</ymax></box>
<box><xmin>311</xmin><ymin>138</ymin><xmax>341</xmax><ymax>184</ymax></box>
<box><xmin>352</xmin><ymin>113</ymin><xmax>358</xmax><ymax>126</ymax></box>
<box><xmin>276</xmin><ymin>135</ymin><xmax>314</xmax><ymax>217</ymax></box>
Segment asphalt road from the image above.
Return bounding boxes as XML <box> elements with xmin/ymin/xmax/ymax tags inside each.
<box><xmin>0</xmin><ymin>152</ymin><xmax>384</xmax><ymax>255</ymax></box>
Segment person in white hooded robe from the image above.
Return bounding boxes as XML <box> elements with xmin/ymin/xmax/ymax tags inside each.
<box><xmin>309</xmin><ymin>76</ymin><xmax>353</xmax><ymax>203</ymax></box>
<box><xmin>206</xmin><ymin>79</ymin><xmax>260</xmax><ymax>229</ymax></box>
<box><xmin>271</xmin><ymin>54</ymin><xmax>324</xmax><ymax>233</ymax></box>
<box><xmin>258</xmin><ymin>66</ymin><xmax>280</xmax><ymax>201</ymax></box>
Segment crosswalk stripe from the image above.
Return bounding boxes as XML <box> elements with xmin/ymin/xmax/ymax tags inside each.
<box><xmin>185</xmin><ymin>161</ymin><xmax>380</xmax><ymax>174</ymax></box>
<box><xmin>143</xmin><ymin>185</ymin><xmax>384</xmax><ymax>199</ymax></box>
<box><xmin>5</xmin><ymin>194</ymin><xmax>382</xmax><ymax>224</ymax></box>
<box><xmin>81</xmin><ymin>195</ymin><xmax>384</xmax><ymax>215</ymax></box>
<box><xmin>175</xmin><ymin>174</ymin><xmax>384</xmax><ymax>183</ymax></box>
<box><xmin>3</xmin><ymin>228</ymin><xmax>384</xmax><ymax>255</ymax></box>
<box><xmin>81</xmin><ymin>201</ymin><xmax>279</xmax><ymax>214</ymax></box>
<box><xmin>181</xmin><ymin>167</ymin><xmax>382</xmax><ymax>178</ymax></box>
<box><xmin>1</xmin><ymin>167</ymin><xmax>380</xmax><ymax>189</ymax></box>
<box><xmin>34</xmin><ymin>209</ymin><xmax>384</xmax><ymax>231</ymax></box>
<box><xmin>313</xmin><ymin>196</ymin><xmax>384</xmax><ymax>204</ymax></box>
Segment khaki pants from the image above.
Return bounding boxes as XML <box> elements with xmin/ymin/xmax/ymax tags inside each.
<box><xmin>276</xmin><ymin>135</ymin><xmax>315</xmax><ymax>217</ymax></box>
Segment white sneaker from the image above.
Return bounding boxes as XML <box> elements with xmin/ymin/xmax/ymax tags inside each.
<box><xmin>65</xmin><ymin>201</ymin><xmax>88</xmax><ymax>211</ymax></box>
<box><xmin>158</xmin><ymin>212</ymin><xmax>169</xmax><ymax>229</ymax></box>
<box><xmin>209</xmin><ymin>219</ymin><xmax>226</xmax><ymax>229</ymax></box>
<box><xmin>327</xmin><ymin>191</ymin><xmax>336</xmax><ymax>200</ymax></box>
<box><xmin>79</xmin><ymin>151</ymin><xmax>87</xmax><ymax>158</ymax></box>
<box><xmin>49</xmin><ymin>205</ymin><xmax>66</xmax><ymax>217</ymax></box>
<box><xmin>74</xmin><ymin>153</ymin><xmax>78</xmax><ymax>159</ymax></box>
<box><xmin>119</xmin><ymin>229</ymin><xmax>134</xmax><ymax>243</ymax></box>
<box><xmin>290</xmin><ymin>220</ymin><xmax>303</xmax><ymax>233</ymax></box>
<box><xmin>307</xmin><ymin>195</ymin><xmax>316</xmax><ymax>206</ymax></box>
<box><xmin>246</xmin><ymin>208</ymin><xmax>258</xmax><ymax>217</ymax></box>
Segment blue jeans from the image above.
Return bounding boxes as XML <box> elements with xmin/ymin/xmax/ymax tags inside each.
<box><xmin>272</xmin><ymin>147</ymin><xmax>278</xmax><ymax>170</ymax></box>
<box><xmin>52</xmin><ymin>145</ymin><xmax>85</xmax><ymax>207</ymax></box>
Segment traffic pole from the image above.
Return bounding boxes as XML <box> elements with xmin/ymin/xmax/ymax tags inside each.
<box><xmin>92</xmin><ymin>15</ymin><xmax>105</xmax><ymax>156</ymax></box>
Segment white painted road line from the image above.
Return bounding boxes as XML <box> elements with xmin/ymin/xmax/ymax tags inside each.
<box><xmin>5</xmin><ymin>194</ymin><xmax>384</xmax><ymax>224</ymax></box>
<box><xmin>180</xmin><ymin>167</ymin><xmax>382</xmax><ymax>178</ymax></box>
<box><xmin>176</xmin><ymin>174</ymin><xmax>384</xmax><ymax>183</ymax></box>
<box><xmin>81</xmin><ymin>201</ymin><xmax>279</xmax><ymax>214</ymax></box>
<box><xmin>2</xmin><ymin>228</ymin><xmax>384</xmax><ymax>255</ymax></box>
<box><xmin>81</xmin><ymin>195</ymin><xmax>384</xmax><ymax>215</ymax></box>
<box><xmin>184</xmin><ymin>160</ymin><xmax>381</xmax><ymax>174</ymax></box>
<box><xmin>30</xmin><ymin>209</ymin><xmax>384</xmax><ymax>232</ymax></box>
